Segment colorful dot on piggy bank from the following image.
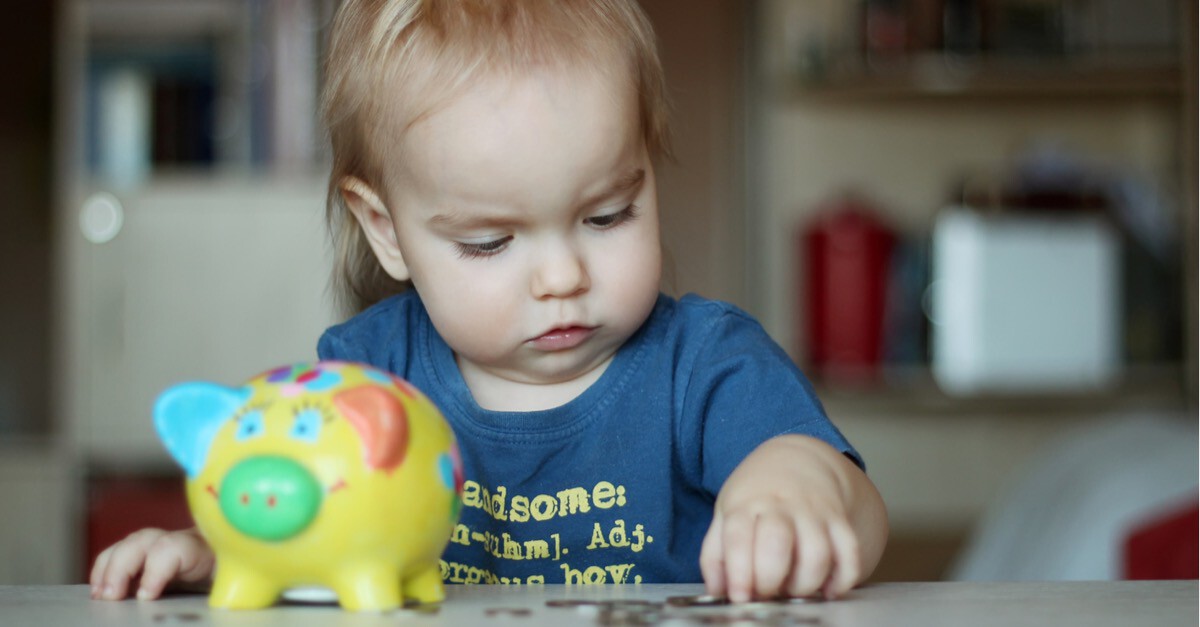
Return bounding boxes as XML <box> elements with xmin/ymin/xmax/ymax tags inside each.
<box><xmin>153</xmin><ymin>361</ymin><xmax>463</xmax><ymax>611</ymax></box>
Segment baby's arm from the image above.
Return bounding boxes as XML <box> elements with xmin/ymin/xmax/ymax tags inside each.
<box><xmin>699</xmin><ymin>434</ymin><xmax>888</xmax><ymax>602</ymax></box>
<box><xmin>89</xmin><ymin>528</ymin><xmax>214</xmax><ymax>601</ymax></box>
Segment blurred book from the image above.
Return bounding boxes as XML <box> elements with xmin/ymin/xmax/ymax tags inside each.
<box><xmin>93</xmin><ymin>66</ymin><xmax>151</xmax><ymax>188</ymax></box>
<box><xmin>152</xmin><ymin>75</ymin><xmax>216</xmax><ymax>167</ymax></box>
<box><xmin>882</xmin><ymin>235</ymin><xmax>929</xmax><ymax>368</ymax></box>
<box><xmin>265</xmin><ymin>0</ymin><xmax>319</xmax><ymax>172</ymax></box>
<box><xmin>84</xmin><ymin>0</ymin><xmax>328</xmax><ymax>178</ymax></box>
<box><xmin>88</xmin><ymin>39</ymin><xmax>217</xmax><ymax>179</ymax></box>
<box><xmin>849</xmin><ymin>0</ymin><xmax>1178</xmax><ymax>64</ymax></box>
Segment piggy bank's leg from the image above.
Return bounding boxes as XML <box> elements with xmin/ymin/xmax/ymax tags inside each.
<box><xmin>404</xmin><ymin>564</ymin><xmax>446</xmax><ymax>604</ymax></box>
<box><xmin>331</xmin><ymin>563</ymin><xmax>402</xmax><ymax>612</ymax></box>
<box><xmin>208</xmin><ymin>561</ymin><xmax>283</xmax><ymax>610</ymax></box>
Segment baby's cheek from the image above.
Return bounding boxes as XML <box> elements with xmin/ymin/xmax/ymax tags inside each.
<box><xmin>612</xmin><ymin>252</ymin><xmax>661</xmax><ymax>320</ymax></box>
<box><xmin>431</xmin><ymin>304</ymin><xmax>517</xmax><ymax>363</ymax></box>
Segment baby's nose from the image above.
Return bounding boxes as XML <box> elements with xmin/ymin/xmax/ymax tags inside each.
<box><xmin>531</xmin><ymin>245</ymin><xmax>590</xmax><ymax>299</ymax></box>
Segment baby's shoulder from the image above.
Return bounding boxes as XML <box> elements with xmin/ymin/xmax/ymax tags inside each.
<box><xmin>674</xmin><ymin>293</ymin><xmax>751</xmax><ymax>316</ymax></box>
<box><xmin>317</xmin><ymin>292</ymin><xmax>423</xmax><ymax>361</ymax></box>
<box><xmin>649</xmin><ymin>294</ymin><xmax>777</xmax><ymax>367</ymax></box>
<box><xmin>668</xmin><ymin>293</ymin><xmax>761</xmax><ymax>336</ymax></box>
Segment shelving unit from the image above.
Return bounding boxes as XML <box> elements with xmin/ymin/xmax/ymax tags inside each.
<box><xmin>65</xmin><ymin>0</ymin><xmax>333</xmax><ymax>179</ymax></box>
<box><xmin>816</xmin><ymin>364</ymin><xmax>1185</xmax><ymax>416</ymax></box>
<box><xmin>790</xmin><ymin>54</ymin><xmax>1182</xmax><ymax>100</ymax></box>
<box><xmin>55</xmin><ymin>0</ymin><xmax>339</xmax><ymax>466</ymax></box>
<box><xmin>750</xmin><ymin>0</ymin><xmax>1193</xmax><ymax>581</ymax></box>
<box><xmin>18</xmin><ymin>0</ymin><xmax>342</xmax><ymax>582</ymax></box>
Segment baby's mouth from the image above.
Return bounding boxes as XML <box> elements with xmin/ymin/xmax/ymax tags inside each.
<box><xmin>528</xmin><ymin>326</ymin><xmax>596</xmax><ymax>351</ymax></box>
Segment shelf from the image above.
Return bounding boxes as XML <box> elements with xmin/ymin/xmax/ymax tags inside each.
<box><xmin>788</xmin><ymin>53</ymin><xmax>1182</xmax><ymax>101</ymax></box>
<box><xmin>813</xmin><ymin>363</ymin><xmax>1189</xmax><ymax>417</ymax></box>
<box><xmin>74</xmin><ymin>0</ymin><xmax>329</xmax><ymax>181</ymax></box>
<box><xmin>83</xmin><ymin>166</ymin><xmax>328</xmax><ymax>189</ymax></box>
<box><xmin>84</xmin><ymin>0</ymin><xmax>242</xmax><ymax>39</ymax></box>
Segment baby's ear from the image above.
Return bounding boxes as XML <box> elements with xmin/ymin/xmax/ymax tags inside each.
<box><xmin>340</xmin><ymin>176</ymin><xmax>410</xmax><ymax>282</ymax></box>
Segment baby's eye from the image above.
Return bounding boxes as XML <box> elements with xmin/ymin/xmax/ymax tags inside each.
<box><xmin>290</xmin><ymin>408</ymin><xmax>323</xmax><ymax>443</ymax></box>
<box><xmin>585</xmin><ymin>205</ymin><xmax>638</xmax><ymax>229</ymax></box>
<box><xmin>454</xmin><ymin>236</ymin><xmax>512</xmax><ymax>259</ymax></box>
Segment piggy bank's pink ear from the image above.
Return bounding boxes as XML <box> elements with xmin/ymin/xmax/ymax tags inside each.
<box><xmin>332</xmin><ymin>386</ymin><xmax>408</xmax><ymax>472</ymax></box>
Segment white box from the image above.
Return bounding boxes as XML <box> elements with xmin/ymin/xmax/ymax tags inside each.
<box><xmin>930</xmin><ymin>207</ymin><xmax>1121</xmax><ymax>394</ymax></box>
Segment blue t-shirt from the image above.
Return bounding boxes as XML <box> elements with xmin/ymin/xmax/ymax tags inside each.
<box><xmin>317</xmin><ymin>291</ymin><xmax>860</xmax><ymax>585</ymax></box>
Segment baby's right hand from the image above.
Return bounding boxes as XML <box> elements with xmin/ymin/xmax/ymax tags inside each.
<box><xmin>89</xmin><ymin>528</ymin><xmax>214</xmax><ymax>601</ymax></box>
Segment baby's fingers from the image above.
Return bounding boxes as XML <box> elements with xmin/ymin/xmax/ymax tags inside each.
<box><xmin>137</xmin><ymin>531</ymin><xmax>214</xmax><ymax>600</ymax></box>
<box><xmin>751</xmin><ymin>513</ymin><xmax>795</xmax><ymax>600</ymax></box>
<box><xmin>88</xmin><ymin>545</ymin><xmax>115</xmax><ymax>598</ymax></box>
<box><xmin>91</xmin><ymin>529</ymin><xmax>164</xmax><ymax>600</ymax></box>
<box><xmin>788</xmin><ymin>518</ymin><xmax>832</xmax><ymax>598</ymax></box>
<box><xmin>703</xmin><ymin>512</ymin><xmax>801</xmax><ymax>602</ymax></box>
<box><xmin>137</xmin><ymin>540</ymin><xmax>187</xmax><ymax>601</ymax></box>
<box><xmin>699</xmin><ymin>512</ymin><xmax>726</xmax><ymax>596</ymax></box>
<box><xmin>822</xmin><ymin>519</ymin><xmax>862</xmax><ymax>599</ymax></box>
<box><xmin>716</xmin><ymin>512</ymin><xmax>758</xmax><ymax>603</ymax></box>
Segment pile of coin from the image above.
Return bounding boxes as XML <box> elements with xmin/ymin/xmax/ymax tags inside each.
<box><xmin>537</xmin><ymin>595</ymin><xmax>824</xmax><ymax>626</ymax></box>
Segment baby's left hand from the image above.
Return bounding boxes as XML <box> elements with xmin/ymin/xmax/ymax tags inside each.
<box><xmin>699</xmin><ymin>435</ymin><xmax>883</xmax><ymax>602</ymax></box>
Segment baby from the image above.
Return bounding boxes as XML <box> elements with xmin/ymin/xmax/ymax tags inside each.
<box><xmin>91</xmin><ymin>0</ymin><xmax>887</xmax><ymax>604</ymax></box>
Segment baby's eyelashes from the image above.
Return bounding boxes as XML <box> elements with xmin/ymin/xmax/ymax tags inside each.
<box><xmin>585</xmin><ymin>205</ymin><xmax>638</xmax><ymax>229</ymax></box>
<box><xmin>450</xmin><ymin>205</ymin><xmax>640</xmax><ymax>260</ymax></box>
<box><xmin>454</xmin><ymin>236</ymin><xmax>513</xmax><ymax>259</ymax></box>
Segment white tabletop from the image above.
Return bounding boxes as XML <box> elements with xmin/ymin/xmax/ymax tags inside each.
<box><xmin>0</xmin><ymin>581</ymin><xmax>1195</xmax><ymax>626</ymax></box>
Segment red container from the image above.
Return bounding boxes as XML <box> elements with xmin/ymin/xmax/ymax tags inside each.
<box><xmin>84</xmin><ymin>475</ymin><xmax>193</xmax><ymax>581</ymax></box>
<box><xmin>799</xmin><ymin>196</ymin><xmax>896</xmax><ymax>381</ymax></box>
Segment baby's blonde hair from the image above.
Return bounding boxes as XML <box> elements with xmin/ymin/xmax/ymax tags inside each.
<box><xmin>321</xmin><ymin>0</ymin><xmax>672</xmax><ymax>315</ymax></box>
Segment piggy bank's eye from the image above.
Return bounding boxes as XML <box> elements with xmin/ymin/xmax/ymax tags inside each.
<box><xmin>235</xmin><ymin>410</ymin><xmax>265</xmax><ymax>441</ymax></box>
<box><xmin>290</xmin><ymin>408</ymin><xmax>323</xmax><ymax>444</ymax></box>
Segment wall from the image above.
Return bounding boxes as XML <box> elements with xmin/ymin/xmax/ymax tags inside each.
<box><xmin>0</xmin><ymin>2</ymin><xmax>53</xmax><ymax>436</ymax></box>
<box><xmin>641</xmin><ymin>0</ymin><xmax>750</xmax><ymax>308</ymax></box>
<box><xmin>0</xmin><ymin>4</ymin><xmax>63</xmax><ymax>583</ymax></box>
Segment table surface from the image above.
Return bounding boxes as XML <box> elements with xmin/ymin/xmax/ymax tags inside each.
<box><xmin>1</xmin><ymin>581</ymin><xmax>1196</xmax><ymax>626</ymax></box>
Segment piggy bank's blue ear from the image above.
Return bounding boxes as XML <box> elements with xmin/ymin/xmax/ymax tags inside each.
<box><xmin>154</xmin><ymin>382</ymin><xmax>250</xmax><ymax>478</ymax></box>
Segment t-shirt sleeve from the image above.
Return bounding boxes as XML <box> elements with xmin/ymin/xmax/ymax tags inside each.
<box><xmin>317</xmin><ymin>326</ymin><xmax>369</xmax><ymax>363</ymax></box>
<box><xmin>678</xmin><ymin>307</ymin><xmax>863</xmax><ymax>497</ymax></box>
<box><xmin>315</xmin><ymin>296</ymin><xmax>408</xmax><ymax>373</ymax></box>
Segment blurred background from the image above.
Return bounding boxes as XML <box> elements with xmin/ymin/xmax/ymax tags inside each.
<box><xmin>0</xmin><ymin>0</ymin><xmax>1194</xmax><ymax>585</ymax></box>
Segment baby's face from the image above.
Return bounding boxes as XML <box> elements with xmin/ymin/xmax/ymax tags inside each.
<box><xmin>380</xmin><ymin>64</ymin><xmax>662</xmax><ymax>396</ymax></box>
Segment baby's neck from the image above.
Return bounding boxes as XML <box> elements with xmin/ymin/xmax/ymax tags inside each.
<box><xmin>456</xmin><ymin>356</ymin><xmax>611</xmax><ymax>412</ymax></box>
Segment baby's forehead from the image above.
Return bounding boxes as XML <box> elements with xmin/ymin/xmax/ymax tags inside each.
<box><xmin>379</xmin><ymin>66</ymin><xmax>648</xmax><ymax>210</ymax></box>
<box><xmin>381</xmin><ymin>47</ymin><xmax>637</xmax><ymax>134</ymax></box>
<box><xmin>370</xmin><ymin>58</ymin><xmax>643</xmax><ymax>164</ymax></box>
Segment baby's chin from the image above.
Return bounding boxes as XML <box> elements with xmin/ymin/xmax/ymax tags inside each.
<box><xmin>496</xmin><ymin>350</ymin><xmax>618</xmax><ymax>386</ymax></box>
<box><xmin>457</xmin><ymin>350</ymin><xmax>618</xmax><ymax>410</ymax></box>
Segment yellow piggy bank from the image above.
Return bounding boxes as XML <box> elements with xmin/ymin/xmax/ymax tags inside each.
<box><xmin>153</xmin><ymin>361</ymin><xmax>462</xmax><ymax>611</ymax></box>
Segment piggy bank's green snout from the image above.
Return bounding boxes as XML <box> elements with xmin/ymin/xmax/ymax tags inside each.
<box><xmin>218</xmin><ymin>456</ymin><xmax>322</xmax><ymax>541</ymax></box>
